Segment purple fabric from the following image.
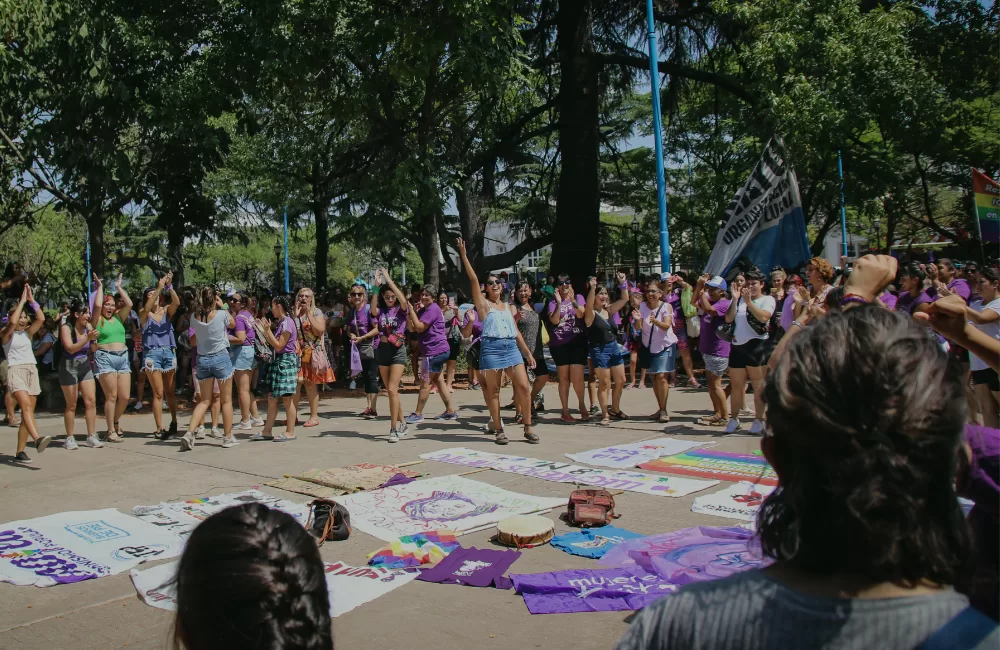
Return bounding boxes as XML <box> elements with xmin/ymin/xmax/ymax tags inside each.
<box><xmin>235</xmin><ymin>309</ymin><xmax>256</xmax><ymax>345</ymax></box>
<box><xmin>417</xmin><ymin>547</ymin><xmax>521</xmax><ymax>589</ymax></box>
<box><xmin>948</xmin><ymin>278</ymin><xmax>972</xmax><ymax>304</ymax></box>
<box><xmin>348</xmin><ymin>305</ymin><xmax>376</xmax><ymax>337</ymax></box>
<box><xmin>142</xmin><ymin>313</ymin><xmax>175</xmax><ymax>348</ymax></box>
<box><xmin>378</xmin><ymin>305</ymin><xmax>407</xmax><ymax>339</ymax></box>
<box><xmin>598</xmin><ymin>526</ymin><xmax>769</xmax><ymax>586</ymax></box>
<box><xmin>462</xmin><ymin>308</ymin><xmax>482</xmax><ymax>343</ymax></box>
<box><xmin>879</xmin><ymin>291</ymin><xmax>898</xmax><ymax>310</ymax></box>
<box><xmin>895</xmin><ymin>290</ymin><xmax>934</xmax><ymax>315</ymax></box>
<box><xmin>779</xmin><ymin>293</ymin><xmax>797</xmax><ymax>331</ymax></box>
<box><xmin>416</xmin><ymin>302</ymin><xmax>450</xmax><ymax>357</ymax></box>
<box><xmin>962</xmin><ymin>424</ymin><xmax>999</xmax><ymax>619</ymax></box>
<box><xmin>349</xmin><ymin>341</ymin><xmax>362</xmax><ymax>377</ymax></box>
<box><xmin>378</xmin><ymin>473</ymin><xmax>415</xmax><ymax>489</ymax></box>
<box><xmin>511</xmin><ymin>566</ymin><xmax>677</xmax><ymax>614</ymax></box>
<box><xmin>547</xmin><ymin>295</ymin><xmax>585</xmax><ymax>347</ymax></box>
<box><xmin>699</xmin><ymin>298</ymin><xmax>731</xmax><ymax>357</ymax></box>
<box><xmin>276</xmin><ymin>316</ymin><xmax>297</xmax><ymax>354</ymax></box>
<box><xmin>665</xmin><ymin>290</ymin><xmax>687</xmax><ymax>341</ymax></box>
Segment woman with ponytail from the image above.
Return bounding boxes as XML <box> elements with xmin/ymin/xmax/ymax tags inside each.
<box><xmin>91</xmin><ymin>272</ymin><xmax>133</xmax><ymax>442</ymax></box>
<box><xmin>254</xmin><ymin>295</ymin><xmax>299</xmax><ymax>442</ymax></box>
<box><xmin>58</xmin><ymin>300</ymin><xmax>101</xmax><ymax>450</ymax></box>
<box><xmin>140</xmin><ymin>271</ymin><xmax>181</xmax><ymax>440</ymax></box>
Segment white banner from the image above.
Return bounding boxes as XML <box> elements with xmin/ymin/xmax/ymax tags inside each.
<box><xmin>0</xmin><ymin>509</ymin><xmax>183</xmax><ymax>587</ymax></box>
<box><xmin>131</xmin><ymin>490</ymin><xmax>310</xmax><ymax>540</ymax></box>
<box><xmin>336</xmin><ymin>475</ymin><xmax>566</xmax><ymax>541</ymax></box>
<box><xmin>565</xmin><ymin>438</ymin><xmax>710</xmax><ymax>469</ymax></box>
<box><xmin>131</xmin><ymin>560</ymin><xmax>417</xmax><ymax>617</ymax></box>
<box><xmin>703</xmin><ymin>139</ymin><xmax>810</xmax><ymax>276</ymax></box>
<box><xmin>690</xmin><ymin>481</ymin><xmax>776</xmax><ymax>522</ymax></box>
<box><xmin>419</xmin><ymin>448</ymin><xmax>718</xmax><ymax>498</ymax></box>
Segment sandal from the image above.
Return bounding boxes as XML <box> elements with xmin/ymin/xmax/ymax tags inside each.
<box><xmin>649</xmin><ymin>411</ymin><xmax>663</xmax><ymax>421</ymax></box>
<box><xmin>106</xmin><ymin>430</ymin><xmax>123</xmax><ymax>443</ymax></box>
<box><xmin>514</xmin><ymin>413</ymin><xmax>524</xmax><ymax>425</ymax></box>
<box><xmin>523</xmin><ymin>428</ymin><xmax>539</xmax><ymax>444</ymax></box>
<box><xmin>658</xmin><ymin>412</ymin><xmax>671</xmax><ymax>424</ymax></box>
<box><xmin>699</xmin><ymin>415</ymin><xmax>723</xmax><ymax>425</ymax></box>
<box><xmin>303</xmin><ymin>419</ymin><xmax>320</xmax><ymax>428</ymax></box>
<box><xmin>559</xmin><ymin>413</ymin><xmax>575</xmax><ymax>423</ymax></box>
<box><xmin>495</xmin><ymin>431</ymin><xmax>509</xmax><ymax>445</ymax></box>
<box><xmin>599</xmin><ymin>417</ymin><xmax>611</xmax><ymax>427</ymax></box>
<box><xmin>578</xmin><ymin>410</ymin><xmax>591</xmax><ymax>421</ymax></box>
<box><xmin>609</xmin><ymin>409</ymin><xmax>629</xmax><ymax>420</ymax></box>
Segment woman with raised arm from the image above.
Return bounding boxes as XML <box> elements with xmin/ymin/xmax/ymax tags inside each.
<box><xmin>402</xmin><ymin>284</ymin><xmax>458</xmax><ymax>428</ymax></box>
<box><xmin>548</xmin><ymin>273</ymin><xmax>588</xmax><ymax>422</ymax></box>
<box><xmin>634</xmin><ymin>279</ymin><xmax>677</xmax><ymax>423</ymax></box>
<box><xmin>585</xmin><ymin>273</ymin><xmax>631</xmax><ymax>425</ymax></box>
<box><xmin>58</xmin><ymin>300</ymin><xmax>101</xmax><ymax>450</ymax></box>
<box><xmin>372</xmin><ymin>268</ymin><xmax>411</xmax><ymax>441</ymax></box>
<box><xmin>512</xmin><ymin>279</ymin><xmax>547</xmax><ymax>423</ymax></box>
<box><xmin>724</xmin><ymin>268</ymin><xmax>775</xmax><ymax>435</ymax></box>
<box><xmin>91</xmin><ymin>273</ymin><xmax>133</xmax><ymax>442</ymax></box>
<box><xmin>2</xmin><ymin>284</ymin><xmax>52</xmax><ymax>462</ymax></box>
<box><xmin>253</xmin><ymin>295</ymin><xmax>299</xmax><ymax>442</ymax></box>
<box><xmin>293</xmin><ymin>287</ymin><xmax>334</xmax><ymax>427</ymax></box>
<box><xmin>179</xmin><ymin>287</ymin><xmax>237</xmax><ymax>451</ymax></box>
<box><xmin>456</xmin><ymin>238</ymin><xmax>538</xmax><ymax>444</ymax></box>
<box><xmin>693</xmin><ymin>275</ymin><xmax>731</xmax><ymax>426</ymax></box>
<box><xmin>140</xmin><ymin>271</ymin><xmax>181</xmax><ymax>440</ymax></box>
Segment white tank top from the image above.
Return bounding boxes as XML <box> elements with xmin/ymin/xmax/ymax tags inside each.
<box><xmin>3</xmin><ymin>330</ymin><xmax>35</xmax><ymax>366</ymax></box>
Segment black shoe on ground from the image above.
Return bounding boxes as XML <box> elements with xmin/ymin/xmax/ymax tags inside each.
<box><xmin>15</xmin><ymin>451</ymin><xmax>31</xmax><ymax>463</ymax></box>
<box><xmin>158</xmin><ymin>428</ymin><xmax>173</xmax><ymax>441</ymax></box>
<box><xmin>168</xmin><ymin>420</ymin><xmax>178</xmax><ymax>437</ymax></box>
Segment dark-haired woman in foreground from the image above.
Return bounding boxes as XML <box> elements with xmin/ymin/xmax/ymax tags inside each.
<box><xmin>615</xmin><ymin>305</ymin><xmax>997</xmax><ymax>649</ymax></box>
<box><xmin>173</xmin><ymin>503</ymin><xmax>333</xmax><ymax>650</ymax></box>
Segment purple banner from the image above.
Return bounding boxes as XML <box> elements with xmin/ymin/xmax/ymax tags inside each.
<box><xmin>510</xmin><ymin>567</ymin><xmax>677</xmax><ymax>614</ymax></box>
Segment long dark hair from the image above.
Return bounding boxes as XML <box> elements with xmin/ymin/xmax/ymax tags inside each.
<box><xmin>173</xmin><ymin>504</ymin><xmax>333</xmax><ymax>650</ymax></box>
<box><xmin>514</xmin><ymin>280</ymin><xmax>533</xmax><ymax>306</ymax></box>
<box><xmin>195</xmin><ymin>286</ymin><xmax>216</xmax><ymax>321</ymax></box>
<box><xmin>760</xmin><ymin>306</ymin><xmax>970</xmax><ymax>586</ymax></box>
<box><xmin>271</xmin><ymin>295</ymin><xmax>291</xmax><ymax>318</ymax></box>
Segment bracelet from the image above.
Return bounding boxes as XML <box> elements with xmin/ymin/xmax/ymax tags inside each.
<box><xmin>791</xmin><ymin>320</ymin><xmax>806</xmax><ymax>330</ymax></box>
<box><xmin>840</xmin><ymin>293</ymin><xmax>868</xmax><ymax>307</ymax></box>
<box><xmin>29</xmin><ymin>301</ymin><xmax>40</xmax><ymax>312</ymax></box>
<box><xmin>166</xmin><ymin>284</ymin><xmax>173</xmax><ymax>291</ymax></box>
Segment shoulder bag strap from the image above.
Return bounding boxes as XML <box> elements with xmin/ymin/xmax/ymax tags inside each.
<box><xmin>915</xmin><ymin>607</ymin><xmax>997</xmax><ymax>650</ymax></box>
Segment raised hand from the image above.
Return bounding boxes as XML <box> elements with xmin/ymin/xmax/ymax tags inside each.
<box><xmin>589</xmin><ymin>277</ymin><xmax>598</xmax><ymax>290</ymax></box>
<box><xmin>93</xmin><ymin>273</ymin><xmax>102</xmax><ymax>288</ymax></box>
<box><xmin>843</xmin><ymin>254</ymin><xmax>898</xmax><ymax>302</ymax></box>
<box><xmin>456</xmin><ymin>237</ymin><xmax>467</xmax><ymax>258</ymax></box>
<box><xmin>19</xmin><ymin>283</ymin><xmax>28</xmax><ymax>303</ymax></box>
<box><xmin>616</xmin><ymin>271</ymin><xmax>627</xmax><ymax>285</ymax></box>
<box><xmin>741</xmin><ymin>287</ymin><xmax>751</xmax><ymax>302</ymax></box>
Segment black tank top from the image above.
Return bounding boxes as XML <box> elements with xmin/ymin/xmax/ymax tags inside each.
<box><xmin>588</xmin><ymin>311</ymin><xmax>618</xmax><ymax>345</ymax></box>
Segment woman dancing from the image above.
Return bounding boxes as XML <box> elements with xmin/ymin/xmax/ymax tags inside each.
<box><xmin>91</xmin><ymin>273</ymin><xmax>133</xmax><ymax>442</ymax></box>
<box><xmin>58</xmin><ymin>300</ymin><xmax>101</xmax><ymax>449</ymax></box>
<box><xmin>2</xmin><ymin>285</ymin><xmax>52</xmax><ymax>462</ymax></box>
<box><xmin>140</xmin><ymin>272</ymin><xmax>181</xmax><ymax>439</ymax></box>
<box><xmin>724</xmin><ymin>268</ymin><xmax>775</xmax><ymax>434</ymax></box>
<box><xmin>584</xmin><ymin>274</ymin><xmax>630</xmax><ymax>425</ymax></box>
<box><xmin>254</xmin><ymin>295</ymin><xmax>299</xmax><ymax>442</ymax></box>
<box><xmin>634</xmin><ymin>279</ymin><xmax>677</xmax><ymax>423</ymax></box>
<box><xmin>512</xmin><ymin>279</ymin><xmax>547</xmax><ymax>423</ymax></box>
<box><xmin>403</xmin><ymin>285</ymin><xmax>458</xmax><ymax>426</ymax></box>
<box><xmin>547</xmin><ymin>274</ymin><xmax>588</xmax><ymax>422</ymax></box>
<box><xmin>227</xmin><ymin>291</ymin><xmax>263</xmax><ymax>430</ymax></box>
<box><xmin>372</xmin><ymin>268</ymin><xmax>411</xmax><ymax>440</ymax></box>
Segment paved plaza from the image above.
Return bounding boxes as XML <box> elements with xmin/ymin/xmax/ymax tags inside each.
<box><xmin>0</xmin><ymin>384</ymin><xmax>759</xmax><ymax>650</ymax></box>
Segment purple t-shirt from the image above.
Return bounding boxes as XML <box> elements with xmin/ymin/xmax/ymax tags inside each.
<box><xmin>547</xmin><ymin>295</ymin><xmax>585</xmax><ymax>347</ymax></box>
<box><xmin>780</xmin><ymin>293</ymin><xmax>797</xmax><ymax>332</ymax></box>
<box><xmin>276</xmin><ymin>316</ymin><xmax>297</xmax><ymax>354</ymax></box>
<box><xmin>347</xmin><ymin>305</ymin><xmax>375</xmax><ymax>337</ymax></box>
<box><xmin>879</xmin><ymin>291</ymin><xmax>898</xmax><ymax>311</ymax></box>
<box><xmin>947</xmin><ymin>278</ymin><xmax>972</xmax><ymax>304</ymax></box>
<box><xmin>417</xmin><ymin>302</ymin><xmax>450</xmax><ymax>357</ymax></box>
<box><xmin>232</xmin><ymin>309</ymin><xmax>255</xmax><ymax>346</ymax></box>
<box><xmin>378</xmin><ymin>305</ymin><xmax>407</xmax><ymax>339</ymax></box>
<box><xmin>415</xmin><ymin>547</ymin><xmax>521</xmax><ymax>589</ymax></box>
<box><xmin>895</xmin><ymin>290</ymin><xmax>934</xmax><ymax>315</ymax></box>
<box><xmin>700</xmin><ymin>298</ymin><xmax>731</xmax><ymax>358</ymax></box>
<box><xmin>462</xmin><ymin>308</ymin><xmax>482</xmax><ymax>342</ymax></box>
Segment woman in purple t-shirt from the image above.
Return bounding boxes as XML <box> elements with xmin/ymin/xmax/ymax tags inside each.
<box><xmin>253</xmin><ymin>295</ymin><xmax>299</xmax><ymax>442</ymax></box>
<box><xmin>694</xmin><ymin>274</ymin><xmax>731</xmax><ymax>426</ymax></box>
<box><xmin>401</xmin><ymin>284</ymin><xmax>458</xmax><ymax>427</ymax></box>
<box><xmin>371</xmin><ymin>268</ymin><xmax>411</xmax><ymax>439</ymax></box>
<box><xmin>227</xmin><ymin>291</ymin><xmax>263</xmax><ymax>430</ymax></box>
<box><xmin>547</xmin><ymin>273</ymin><xmax>588</xmax><ymax>422</ymax></box>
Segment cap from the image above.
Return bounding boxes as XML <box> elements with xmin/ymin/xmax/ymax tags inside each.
<box><xmin>706</xmin><ymin>276</ymin><xmax>728</xmax><ymax>291</ymax></box>
<box><xmin>540</xmin><ymin>285</ymin><xmax>556</xmax><ymax>298</ymax></box>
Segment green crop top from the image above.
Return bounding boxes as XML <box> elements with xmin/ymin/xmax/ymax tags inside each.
<box><xmin>96</xmin><ymin>316</ymin><xmax>127</xmax><ymax>345</ymax></box>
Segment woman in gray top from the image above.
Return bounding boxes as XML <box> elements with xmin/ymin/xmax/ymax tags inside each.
<box><xmin>616</xmin><ymin>305</ymin><xmax>996</xmax><ymax>650</ymax></box>
<box><xmin>512</xmin><ymin>280</ymin><xmax>547</xmax><ymax>424</ymax></box>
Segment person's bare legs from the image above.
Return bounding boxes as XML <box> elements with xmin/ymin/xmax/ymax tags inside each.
<box><xmin>136</xmin><ymin>368</ymin><xmax>146</xmax><ymax>406</ymax></box>
<box><xmin>235</xmin><ymin>369</ymin><xmax>253</xmax><ymax>423</ymax></box>
<box><xmin>509</xmin><ymin>364</ymin><xmax>535</xmax><ymax>439</ymax></box>
<box><xmin>629</xmin><ymin>350</ymin><xmax>639</xmax><ymax>387</ymax></box>
<box><xmin>14</xmin><ymin>392</ymin><xmax>41</xmax><ymax>452</ymax></box>
<box><xmin>481</xmin><ymin>369</ymin><xmax>502</xmax><ymax>432</ymax></box>
<box><xmin>380</xmin><ymin>364</ymin><xmax>406</xmax><ymax>430</ymax></box>
<box><xmin>218</xmin><ymin>376</ymin><xmax>234</xmax><ymax>436</ymax></box>
<box><xmin>263</xmin><ymin>395</ymin><xmax>279</xmax><ymax>436</ymax></box>
<box><xmin>586</xmin><ymin>360</ymin><xmax>597</xmax><ymax>411</ymax></box>
<box><xmin>706</xmin><ymin>371</ymin><xmax>728</xmax><ymax>420</ymax></box>
<box><xmin>4</xmin><ymin>390</ymin><xmax>18</xmax><ymax>425</ymax></box>
<box><xmin>729</xmin><ymin>368</ymin><xmax>748</xmax><ymax>420</ymax></box>
<box><xmin>433</xmin><ymin>371</ymin><xmax>454</xmax><ymax>414</ymax></box>
<box><xmin>569</xmin><ymin>364</ymin><xmax>586</xmax><ymax>418</ymax></box>
<box><xmin>304</xmin><ymin>382</ymin><xmax>320</xmax><ymax>425</ymax></box>
<box><xmin>114</xmin><ymin>372</ymin><xmax>131</xmax><ymax>434</ymax></box>
<box><xmin>680</xmin><ymin>347</ymin><xmax>698</xmax><ymax>385</ymax></box>
<box><xmin>973</xmin><ymin>383</ymin><xmax>999</xmax><ymax>429</ymax></box>
<box><xmin>413</xmin><ymin>374</ymin><xmax>431</xmax><ymax>416</ymax></box>
<box><xmin>610</xmin><ymin>364</ymin><xmax>626</xmax><ymax>413</ymax></box>
<box><xmin>146</xmin><ymin>369</ymin><xmax>164</xmax><ymax>431</ymax></box>
<box><xmin>596</xmin><ymin>367</ymin><xmax>610</xmax><ymax>422</ymax></box>
<box><xmin>445</xmin><ymin>359</ymin><xmax>456</xmax><ymax>391</ymax></box>
<box><xmin>210</xmin><ymin>392</ymin><xmax>221</xmax><ymax>430</ymax></box>
<box><xmin>282</xmin><ymin>395</ymin><xmax>296</xmax><ymax>437</ymax></box>
<box><xmin>655</xmin><ymin>373</ymin><xmax>669</xmax><ymax>414</ymax></box>
<box><xmin>556</xmin><ymin>365</ymin><xmax>572</xmax><ymax>420</ymax></box>
<box><xmin>747</xmin><ymin>366</ymin><xmax>766</xmax><ymax>420</ymax></box>
<box><xmin>188</xmin><ymin>377</ymin><xmax>215</xmax><ymax>433</ymax></box>
<box><xmin>98</xmin><ymin>372</ymin><xmax>119</xmax><ymax>437</ymax></box>
<box><xmin>61</xmin><ymin>383</ymin><xmax>79</xmax><ymax>437</ymax></box>
<box><xmin>80</xmin><ymin>380</ymin><xmax>97</xmax><ymax>436</ymax></box>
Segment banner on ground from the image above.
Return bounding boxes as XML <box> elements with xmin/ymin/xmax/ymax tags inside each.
<box><xmin>335</xmin><ymin>475</ymin><xmax>566</xmax><ymax>541</ymax></box>
<box><xmin>511</xmin><ymin>567</ymin><xmax>677</xmax><ymax>614</ymax></box>
<box><xmin>973</xmin><ymin>168</ymin><xmax>1000</xmax><ymax>243</ymax></box>
<box><xmin>131</xmin><ymin>560</ymin><xmax>417</xmax><ymax>617</ymax></box>
<box><xmin>131</xmin><ymin>490</ymin><xmax>310</xmax><ymax>540</ymax></box>
<box><xmin>564</xmin><ymin>437</ymin><xmax>709</xmax><ymax>469</ymax></box>
<box><xmin>295</xmin><ymin>464</ymin><xmax>423</xmax><ymax>492</ymax></box>
<box><xmin>638</xmin><ymin>449</ymin><xmax>778</xmax><ymax>486</ymax></box>
<box><xmin>419</xmin><ymin>448</ymin><xmax>718</xmax><ymax>498</ymax></box>
<box><xmin>691</xmin><ymin>481</ymin><xmax>776</xmax><ymax>522</ymax></box>
<box><xmin>0</xmin><ymin>509</ymin><xmax>183</xmax><ymax>587</ymax></box>
<box><xmin>703</xmin><ymin>139</ymin><xmax>811</xmax><ymax>276</ymax></box>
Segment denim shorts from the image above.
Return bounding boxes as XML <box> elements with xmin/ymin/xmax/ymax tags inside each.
<box><xmin>590</xmin><ymin>340</ymin><xmax>625</xmax><ymax>369</ymax></box>
<box><xmin>230</xmin><ymin>344</ymin><xmax>256</xmax><ymax>372</ymax></box>
<box><xmin>425</xmin><ymin>350</ymin><xmax>451</xmax><ymax>374</ymax></box>
<box><xmin>143</xmin><ymin>347</ymin><xmax>177</xmax><ymax>373</ymax></box>
<box><xmin>480</xmin><ymin>337</ymin><xmax>522</xmax><ymax>371</ymax></box>
<box><xmin>94</xmin><ymin>349</ymin><xmax>131</xmax><ymax>377</ymax></box>
<box><xmin>638</xmin><ymin>343</ymin><xmax>676</xmax><ymax>374</ymax></box>
<box><xmin>195</xmin><ymin>350</ymin><xmax>234</xmax><ymax>382</ymax></box>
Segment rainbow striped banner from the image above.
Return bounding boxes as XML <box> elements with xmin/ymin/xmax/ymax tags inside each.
<box><xmin>973</xmin><ymin>168</ymin><xmax>1000</xmax><ymax>244</ymax></box>
<box><xmin>638</xmin><ymin>449</ymin><xmax>778</xmax><ymax>486</ymax></box>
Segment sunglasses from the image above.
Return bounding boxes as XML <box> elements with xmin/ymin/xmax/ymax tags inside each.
<box><xmin>557</xmin><ymin>280</ymin><xmax>572</xmax><ymax>286</ymax></box>
<box><xmin>485</xmin><ymin>280</ymin><xmax>502</xmax><ymax>287</ymax></box>
<box><xmin>349</xmin><ymin>292</ymin><xmax>363</xmax><ymax>297</ymax></box>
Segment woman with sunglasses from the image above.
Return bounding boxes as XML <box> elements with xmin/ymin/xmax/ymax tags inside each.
<box><xmin>456</xmin><ymin>239</ymin><xmax>538</xmax><ymax>443</ymax></box>
<box><xmin>548</xmin><ymin>273</ymin><xmax>588</xmax><ymax>422</ymax></box>
<box><xmin>403</xmin><ymin>283</ymin><xmax>458</xmax><ymax>426</ymax></box>
<box><xmin>634</xmin><ymin>279</ymin><xmax>677</xmax><ymax>423</ymax></box>
<box><xmin>371</xmin><ymin>269</ymin><xmax>410</xmax><ymax>440</ymax></box>
<box><xmin>584</xmin><ymin>274</ymin><xmax>630</xmax><ymax>425</ymax></box>
<box><xmin>512</xmin><ymin>279</ymin><xmax>547</xmax><ymax>423</ymax></box>
<box><xmin>139</xmin><ymin>271</ymin><xmax>181</xmax><ymax>440</ymax></box>
<box><xmin>293</xmin><ymin>287</ymin><xmax>334</xmax><ymax>428</ymax></box>
<box><xmin>227</xmin><ymin>291</ymin><xmax>263</xmax><ymax>430</ymax></box>
<box><xmin>346</xmin><ymin>284</ymin><xmax>379</xmax><ymax>418</ymax></box>
<box><xmin>724</xmin><ymin>268</ymin><xmax>775</xmax><ymax>434</ymax></box>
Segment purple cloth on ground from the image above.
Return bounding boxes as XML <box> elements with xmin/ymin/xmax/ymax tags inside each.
<box><xmin>378</xmin><ymin>473</ymin><xmax>415</xmax><ymax>489</ymax></box>
<box><xmin>416</xmin><ymin>547</ymin><xmax>521</xmax><ymax>589</ymax></box>
<box><xmin>598</xmin><ymin>526</ymin><xmax>769</xmax><ymax>586</ymax></box>
<box><xmin>511</xmin><ymin>566</ymin><xmax>677</xmax><ymax>614</ymax></box>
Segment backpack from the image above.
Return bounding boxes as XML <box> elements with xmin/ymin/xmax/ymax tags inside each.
<box><xmin>565</xmin><ymin>489</ymin><xmax>617</xmax><ymax>528</ymax></box>
<box><xmin>305</xmin><ymin>499</ymin><xmax>351</xmax><ymax>545</ymax></box>
<box><xmin>252</xmin><ymin>324</ymin><xmax>274</xmax><ymax>364</ymax></box>
<box><xmin>53</xmin><ymin>323</ymin><xmax>76</xmax><ymax>367</ymax></box>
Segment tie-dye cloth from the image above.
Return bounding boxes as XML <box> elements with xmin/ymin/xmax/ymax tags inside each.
<box><xmin>367</xmin><ymin>530</ymin><xmax>461</xmax><ymax>569</ymax></box>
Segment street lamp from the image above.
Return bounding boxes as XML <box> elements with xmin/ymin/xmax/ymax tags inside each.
<box><xmin>630</xmin><ymin>215</ymin><xmax>641</xmax><ymax>282</ymax></box>
<box><xmin>273</xmin><ymin>240</ymin><xmax>282</xmax><ymax>290</ymax></box>
<box><xmin>872</xmin><ymin>218</ymin><xmax>881</xmax><ymax>253</ymax></box>
<box><xmin>212</xmin><ymin>258</ymin><xmax>219</xmax><ymax>286</ymax></box>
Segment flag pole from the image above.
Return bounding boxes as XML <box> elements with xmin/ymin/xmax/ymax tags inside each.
<box><xmin>837</xmin><ymin>149</ymin><xmax>848</xmax><ymax>258</ymax></box>
<box><xmin>283</xmin><ymin>204</ymin><xmax>290</xmax><ymax>293</ymax></box>
<box><xmin>645</xmin><ymin>0</ymin><xmax>671</xmax><ymax>275</ymax></box>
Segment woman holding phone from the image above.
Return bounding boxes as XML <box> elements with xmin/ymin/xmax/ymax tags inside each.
<box><xmin>371</xmin><ymin>269</ymin><xmax>410</xmax><ymax>440</ymax></box>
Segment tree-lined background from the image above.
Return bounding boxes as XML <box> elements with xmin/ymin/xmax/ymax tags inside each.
<box><xmin>1</xmin><ymin>0</ymin><xmax>996</xmax><ymax>303</ymax></box>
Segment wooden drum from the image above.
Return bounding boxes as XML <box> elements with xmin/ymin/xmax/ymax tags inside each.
<box><xmin>495</xmin><ymin>515</ymin><xmax>555</xmax><ymax>549</ymax></box>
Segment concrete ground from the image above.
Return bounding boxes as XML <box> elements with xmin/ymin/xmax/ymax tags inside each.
<box><xmin>0</xmin><ymin>382</ymin><xmax>759</xmax><ymax>650</ymax></box>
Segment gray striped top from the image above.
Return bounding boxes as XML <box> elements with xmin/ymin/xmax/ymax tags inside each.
<box><xmin>614</xmin><ymin>570</ymin><xmax>996</xmax><ymax>650</ymax></box>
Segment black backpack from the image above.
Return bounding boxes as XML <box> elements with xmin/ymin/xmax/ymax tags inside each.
<box><xmin>306</xmin><ymin>499</ymin><xmax>351</xmax><ymax>545</ymax></box>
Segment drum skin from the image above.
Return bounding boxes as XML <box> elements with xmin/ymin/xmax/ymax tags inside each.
<box><xmin>496</xmin><ymin>514</ymin><xmax>555</xmax><ymax>548</ymax></box>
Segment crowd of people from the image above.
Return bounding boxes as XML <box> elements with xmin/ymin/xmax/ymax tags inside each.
<box><xmin>1</xmin><ymin>255</ymin><xmax>999</xmax><ymax>460</ymax></box>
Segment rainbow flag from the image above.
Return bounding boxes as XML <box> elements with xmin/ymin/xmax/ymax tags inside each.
<box><xmin>638</xmin><ymin>449</ymin><xmax>778</xmax><ymax>486</ymax></box>
<box><xmin>973</xmin><ymin>168</ymin><xmax>1000</xmax><ymax>244</ymax></box>
<box><xmin>367</xmin><ymin>530</ymin><xmax>461</xmax><ymax>569</ymax></box>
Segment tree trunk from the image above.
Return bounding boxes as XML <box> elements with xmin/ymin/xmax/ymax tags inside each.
<box><xmin>551</xmin><ymin>0</ymin><xmax>600</xmax><ymax>289</ymax></box>
<box><xmin>167</xmin><ymin>227</ymin><xmax>185</xmax><ymax>286</ymax></box>
<box><xmin>87</xmin><ymin>212</ymin><xmax>106</xmax><ymax>280</ymax></box>
<box><xmin>314</xmin><ymin>199</ymin><xmax>329</xmax><ymax>291</ymax></box>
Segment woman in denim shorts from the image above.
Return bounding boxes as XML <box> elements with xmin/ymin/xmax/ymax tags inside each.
<box><xmin>58</xmin><ymin>300</ymin><xmax>102</xmax><ymax>450</ymax></box>
<box><xmin>227</xmin><ymin>291</ymin><xmax>263</xmax><ymax>431</ymax></box>
<box><xmin>140</xmin><ymin>272</ymin><xmax>181</xmax><ymax>440</ymax></box>
<box><xmin>91</xmin><ymin>273</ymin><xmax>134</xmax><ymax>442</ymax></box>
<box><xmin>179</xmin><ymin>287</ymin><xmax>237</xmax><ymax>451</ymax></box>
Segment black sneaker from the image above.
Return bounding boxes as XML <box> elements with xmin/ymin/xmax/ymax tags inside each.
<box><xmin>14</xmin><ymin>451</ymin><xmax>31</xmax><ymax>463</ymax></box>
<box><xmin>35</xmin><ymin>436</ymin><xmax>52</xmax><ymax>453</ymax></box>
<box><xmin>168</xmin><ymin>420</ymin><xmax>178</xmax><ymax>437</ymax></box>
<box><xmin>158</xmin><ymin>428</ymin><xmax>173</xmax><ymax>441</ymax></box>
<box><xmin>589</xmin><ymin>405</ymin><xmax>600</xmax><ymax>416</ymax></box>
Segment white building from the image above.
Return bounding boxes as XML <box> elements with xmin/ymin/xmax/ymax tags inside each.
<box><xmin>822</xmin><ymin>231</ymin><xmax>868</xmax><ymax>267</ymax></box>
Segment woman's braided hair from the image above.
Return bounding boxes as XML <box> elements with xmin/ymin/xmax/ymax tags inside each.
<box><xmin>174</xmin><ymin>503</ymin><xmax>333</xmax><ymax>650</ymax></box>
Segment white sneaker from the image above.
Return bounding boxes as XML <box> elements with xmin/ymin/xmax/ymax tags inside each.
<box><xmin>395</xmin><ymin>423</ymin><xmax>409</xmax><ymax>440</ymax></box>
<box><xmin>84</xmin><ymin>435</ymin><xmax>104</xmax><ymax>449</ymax></box>
<box><xmin>64</xmin><ymin>435</ymin><xmax>78</xmax><ymax>450</ymax></box>
<box><xmin>221</xmin><ymin>436</ymin><xmax>240</xmax><ymax>449</ymax></box>
<box><xmin>249</xmin><ymin>431</ymin><xmax>268</xmax><ymax>441</ymax></box>
<box><xmin>388</xmin><ymin>429</ymin><xmax>399</xmax><ymax>443</ymax></box>
<box><xmin>725</xmin><ymin>418</ymin><xmax>742</xmax><ymax>434</ymax></box>
<box><xmin>749</xmin><ymin>419</ymin><xmax>765</xmax><ymax>435</ymax></box>
<box><xmin>235</xmin><ymin>420</ymin><xmax>252</xmax><ymax>430</ymax></box>
<box><xmin>180</xmin><ymin>432</ymin><xmax>196</xmax><ymax>451</ymax></box>
<box><xmin>193</xmin><ymin>426</ymin><xmax>206</xmax><ymax>440</ymax></box>
<box><xmin>739</xmin><ymin>408</ymin><xmax>754</xmax><ymax>418</ymax></box>
<box><xmin>133</xmin><ymin>401</ymin><xmax>144</xmax><ymax>411</ymax></box>
<box><xmin>250</xmin><ymin>417</ymin><xmax>265</xmax><ymax>427</ymax></box>
<box><xmin>209</xmin><ymin>428</ymin><xmax>223</xmax><ymax>439</ymax></box>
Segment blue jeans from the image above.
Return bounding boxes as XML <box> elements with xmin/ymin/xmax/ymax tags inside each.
<box><xmin>425</xmin><ymin>350</ymin><xmax>451</xmax><ymax>374</ymax></box>
<box><xmin>479</xmin><ymin>337</ymin><xmax>522</xmax><ymax>370</ymax></box>
<box><xmin>229</xmin><ymin>344</ymin><xmax>255</xmax><ymax>371</ymax></box>
<box><xmin>195</xmin><ymin>350</ymin><xmax>234</xmax><ymax>382</ymax></box>
<box><xmin>590</xmin><ymin>340</ymin><xmax>625</xmax><ymax>369</ymax></box>
<box><xmin>94</xmin><ymin>349</ymin><xmax>130</xmax><ymax>377</ymax></box>
<box><xmin>142</xmin><ymin>347</ymin><xmax>176</xmax><ymax>373</ymax></box>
